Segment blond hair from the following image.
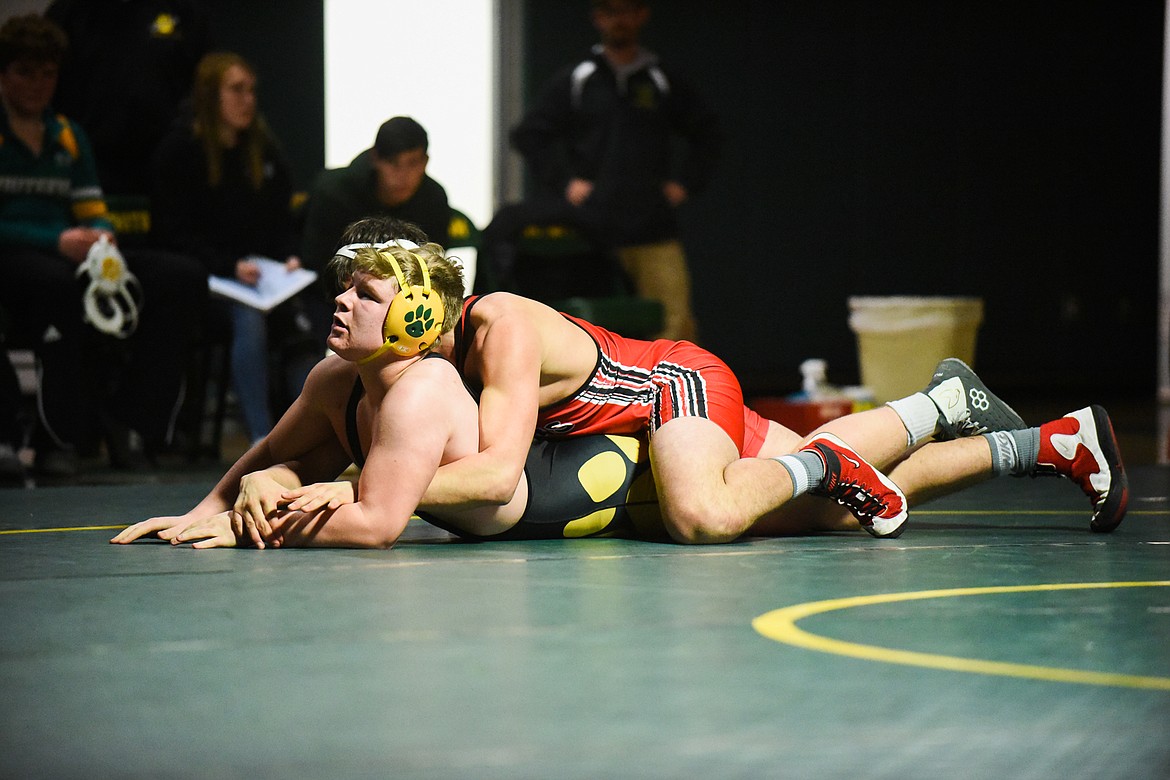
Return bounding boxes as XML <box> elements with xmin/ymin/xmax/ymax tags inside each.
<box><xmin>329</xmin><ymin>241</ymin><xmax>465</xmax><ymax>340</ymax></box>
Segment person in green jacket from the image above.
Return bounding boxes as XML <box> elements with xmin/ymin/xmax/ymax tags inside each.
<box><xmin>0</xmin><ymin>13</ymin><xmax>205</xmax><ymax>477</ymax></box>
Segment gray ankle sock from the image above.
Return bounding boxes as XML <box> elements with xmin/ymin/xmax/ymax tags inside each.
<box><xmin>985</xmin><ymin>431</ymin><xmax>1017</xmax><ymax>476</ymax></box>
<box><xmin>1012</xmin><ymin>427</ymin><xmax>1040</xmax><ymax>475</ymax></box>
<box><xmin>773</xmin><ymin>450</ymin><xmax>827</xmax><ymax>497</ymax></box>
<box><xmin>985</xmin><ymin>428</ymin><xmax>1040</xmax><ymax>476</ymax></box>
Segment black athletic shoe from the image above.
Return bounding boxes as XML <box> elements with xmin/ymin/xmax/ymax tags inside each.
<box><xmin>925</xmin><ymin>358</ymin><xmax>1026</xmax><ymax>440</ymax></box>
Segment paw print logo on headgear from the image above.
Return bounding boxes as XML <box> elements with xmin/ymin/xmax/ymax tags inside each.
<box><xmin>334</xmin><ymin>238</ymin><xmax>445</xmax><ymax>363</ymax></box>
<box><xmin>403</xmin><ymin>302</ymin><xmax>436</xmax><ymax>339</ymax></box>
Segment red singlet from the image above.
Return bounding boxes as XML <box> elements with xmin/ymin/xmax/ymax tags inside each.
<box><xmin>456</xmin><ymin>297</ymin><xmax>770</xmax><ymax>457</ymax></box>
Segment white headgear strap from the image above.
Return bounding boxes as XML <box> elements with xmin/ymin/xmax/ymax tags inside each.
<box><xmin>333</xmin><ymin>238</ymin><xmax>421</xmax><ymax>259</ymax></box>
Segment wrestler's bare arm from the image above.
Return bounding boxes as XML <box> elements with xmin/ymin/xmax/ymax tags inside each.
<box><xmin>263</xmin><ymin>362</ymin><xmax>456</xmax><ymax>548</ymax></box>
<box><xmin>425</xmin><ymin>305</ymin><xmax>542</xmax><ymax>507</ymax></box>
<box><xmin>111</xmin><ymin>358</ymin><xmax>353</xmax><ymax>544</ymax></box>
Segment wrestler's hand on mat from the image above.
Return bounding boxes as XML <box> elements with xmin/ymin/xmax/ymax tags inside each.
<box><xmin>110</xmin><ymin>514</ymin><xmax>199</xmax><ymax>544</ymax></box>
<box><xmin>234</xmin><ymin>470</ymin><xmax>288</xmax><ymax>547</ymax></box>
<box><xmin>280</xmin><ymin>481</ymin><xmax>355</xmax><ymax>513</ymax></box>
<box><xmin>170</xmin><ymin>511</ymin><xmax>239</xmax><ymax>549</ymax></box>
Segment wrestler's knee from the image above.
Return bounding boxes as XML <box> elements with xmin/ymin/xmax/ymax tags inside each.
<box><xmin>660</xmin><ymin>500</ymin><xmax>742</xmax><ymax>544</ymax></box>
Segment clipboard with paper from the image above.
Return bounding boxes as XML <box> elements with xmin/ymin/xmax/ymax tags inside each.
<box><xmin>208</xmin><ymin>256</ymin><xmax>318</xmax><ymax>313</ymax></box>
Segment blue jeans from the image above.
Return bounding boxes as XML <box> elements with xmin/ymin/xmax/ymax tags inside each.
<box><xmin>229</xmin><ymin>303</ymin><xmax>272</xmax><ymax>442</ymax></box>
<box><xmin>228</xmin><ymin>301</ymin><xmax>317</xmax><ymax>443</ymax></box>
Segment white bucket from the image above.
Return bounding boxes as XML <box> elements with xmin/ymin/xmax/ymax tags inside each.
<box><xmin>848</xmin><ymin>296</ymin><xmax>984</xmax><ymax>403</ymax></box>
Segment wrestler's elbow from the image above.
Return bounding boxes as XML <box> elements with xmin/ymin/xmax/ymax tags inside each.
<box><xmin>480</xmin><ymin>478</ymin><xmax>518</xmax><ymax>506</ymax></box>
<box><xmin>333</xmin><ymin>504</ymin><xmax>403</xmax><ymax>549</ymax></box>
<box><xmin>363</xmin><ymin>521</ymin><xmax>404</xmax><ymax>549</ymax></box>
<box><xmin>479</xmin><ymin>463</ymin><xmax>524</xmax><ymax>506</ymax></box>
<box><xmin>366</xmin><ymin>532</ymin><xmax>399</xmax><ymax>550</ymax></box>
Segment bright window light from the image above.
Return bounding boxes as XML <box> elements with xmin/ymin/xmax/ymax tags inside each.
<box><xmin>324</xmin><ymin>0</ymin><xmax>495</xmax><ymax>236</ymax></box>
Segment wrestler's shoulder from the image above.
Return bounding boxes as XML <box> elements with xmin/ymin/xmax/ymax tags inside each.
<box><xmin>472</xmin><ymin>291</ymin><xmax>549</xmax><ymax>318</ymax></box>
<box><xmin>302</xmin><ymin>353</ymin><xmax>358</xmax><ymax>399</ymax></box>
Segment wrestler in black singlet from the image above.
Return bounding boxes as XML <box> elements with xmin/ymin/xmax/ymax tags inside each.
<box><xmin>344</xmin><ymin>377</ymin><xmax>662</xmax><ymax>541</ymax></box>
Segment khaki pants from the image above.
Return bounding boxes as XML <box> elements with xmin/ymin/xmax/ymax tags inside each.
<box><xmin>616</xmin><ymin>239</ymin><xmax>698</xmax><ymax>343</ymax></box>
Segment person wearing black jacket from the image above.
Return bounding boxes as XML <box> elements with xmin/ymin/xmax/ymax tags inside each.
<box><xmin>152</xmin><ymin>51</ymin><xmax>307</xmax><ymax>444</ymax></box>
<box><xmin>510</xmin><ymin>0</ymin><xmax>721</xmax><ymax>343</ymax></box>
<box><xmin>299</xmin><ymin>116</ymin><xmax>451</xmax><ymax>342</ymax></box>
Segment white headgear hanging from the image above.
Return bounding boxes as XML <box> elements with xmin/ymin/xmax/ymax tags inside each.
<box><xmin>75</xmin><ymin>234</ymin><xmax>143</xmax><ymax>338</ymax></box>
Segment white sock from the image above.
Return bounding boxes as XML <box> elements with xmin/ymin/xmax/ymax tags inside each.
<box><xmin>885</xmin><ymin>393</ymin><xmax>940</xmax><ymax>446</ymax></box>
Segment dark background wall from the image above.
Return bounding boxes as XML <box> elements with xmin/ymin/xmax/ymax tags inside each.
<box><xmin>203</xmin><ymin>0</ymin><xmax>325</xmax><ymax>193</ymax></box>
<box><xmin>523</xmin><ymin>0</ymin><xmax>1163</xmax><ymax>398</ymax></box>
<box><xmin>194</xmin><ymin>0</ymin><xmax>1161</xmax><ymax>400</ymax></box>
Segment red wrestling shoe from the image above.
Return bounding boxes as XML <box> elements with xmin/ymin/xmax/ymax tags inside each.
<box><xmin>1035</xmin><ymin>406</ymin><xmax>1129</xmax><ymax>533</ymax></box>
<box><xmin>804</xmin><ymin>433</ymin><xmax>908</xmax><ymax>538</ymax></box>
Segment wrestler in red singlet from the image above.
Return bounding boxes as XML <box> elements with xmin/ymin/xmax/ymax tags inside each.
<box><xmin>455</xmin><ymin>296</ymin><xmax>771</xmax><ymax>457</ymax></box>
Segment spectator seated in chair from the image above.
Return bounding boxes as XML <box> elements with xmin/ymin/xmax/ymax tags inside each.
<box><xmin>151</xmin><ymin>51</ymin><xmax>312</xmax><ymax>446</ymax></box>
<box><xmin>0</xmin><ymin>13</ymin><xmax>206</xmax><ymax>477</ymax></box>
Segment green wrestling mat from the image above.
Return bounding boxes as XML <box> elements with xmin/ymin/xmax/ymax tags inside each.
<box><xmin>2</xmin><ymin>468</ymin><xmax>1168</xmax><ymax>779</ymax></box>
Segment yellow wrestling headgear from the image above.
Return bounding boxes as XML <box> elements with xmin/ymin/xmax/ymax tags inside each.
<box><xmin>334</xmin><ymin>239</ymin><xmax>445</xmax><ymax>363</ymax></box>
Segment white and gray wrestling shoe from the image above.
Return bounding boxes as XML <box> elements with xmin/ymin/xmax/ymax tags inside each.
<box><xmin>925</xmin><ymin>358</ymin><xmax>1026</xmax><ymax>441</ymax></box>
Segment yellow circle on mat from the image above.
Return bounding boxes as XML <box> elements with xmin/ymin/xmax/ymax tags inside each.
<box><xmin>752</xmin><ymin>581</ymin><xmax>1170</xmax><ymax>691</ymax></box>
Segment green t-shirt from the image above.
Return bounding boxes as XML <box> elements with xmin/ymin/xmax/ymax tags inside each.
<box><xmin>0</xmin><ymin>108</ymin><xmax>114</xmax><ymax>251</ymax></box>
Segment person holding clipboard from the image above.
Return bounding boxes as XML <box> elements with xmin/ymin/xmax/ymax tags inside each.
<box><xmin>152</xmin><ymin>51</ymin><xmax>311</xmax><ymax>444</ymax></box>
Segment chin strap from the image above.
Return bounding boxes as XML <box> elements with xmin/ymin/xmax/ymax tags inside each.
<box><xmin>356</xmin><ymin>338</ymin><xmax>400</xmax><ymax>366</ymax></box>
<box><xmin>75</xmin><ymin>234</ymin><xmax>143</xmax><ymax>339</ymax></box>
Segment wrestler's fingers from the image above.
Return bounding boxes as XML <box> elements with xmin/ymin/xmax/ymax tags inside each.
<box><xmin>289</xmin><ymin>493</ymin><xmax>329</xmax><ymax>513</ymax></box>
<box><xmin>240</xmin><ymin>497</ymin><xmax>264</xmax><ymax>525</ymax></box>
<box><xmin>253</xmin><ymin>511</ymin><xmax>274</xmax><ymax>541</ymax></box>
<box><xmin>111</xmin><ymin>516</ymin><xmax>181</xmax><ymax>544</ymax></box>
<box><xmin>111</xmin><ymin>522</ymin><xmax>151</xmax><ymax>544</ymax></box>
<box><xmin>172</xmin><ymin>525</ymin><xmax>210</xmax><ymax>545</ymax></box>
<box><xmin>281</xmin><ymin>486</ymin><xmax>308</xmax><ymax>501</ymax></box>
<box><xmin>158</xmin><ymin>521</ymin><xmax>194</xmax><ymax>542</ymax></box>
<box><xmin>238</xmin><ymin>500</ymin><xmax>273</xmax><ymax>543</ymax></box>
<box><xmin>234</xmin><ymin>510</ymin><xmax>266</xmax><ymax>549</ymax></box>
<box><xmin>230</xmin><ymin>512</ymin><xmax>248</xmax><ymax>543</ymax></box>
<box><xmin>259</xmin><ymin>494</ymin><xmax>281</xmax><ymax>519</ymax></box>
<box><xmin>280</xmin><ymin>487</ymin><xmax>314</xmax><ymax>511</ymax></box>
<box><xmin>191</xmin><ymin>529</ymin><xmax>236</xmax><ymax>549</ymax></box>
<box><xmin>173</xmin><ymin>513</ymin><xmax>236</xmax><ymax>546</ymax></box>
